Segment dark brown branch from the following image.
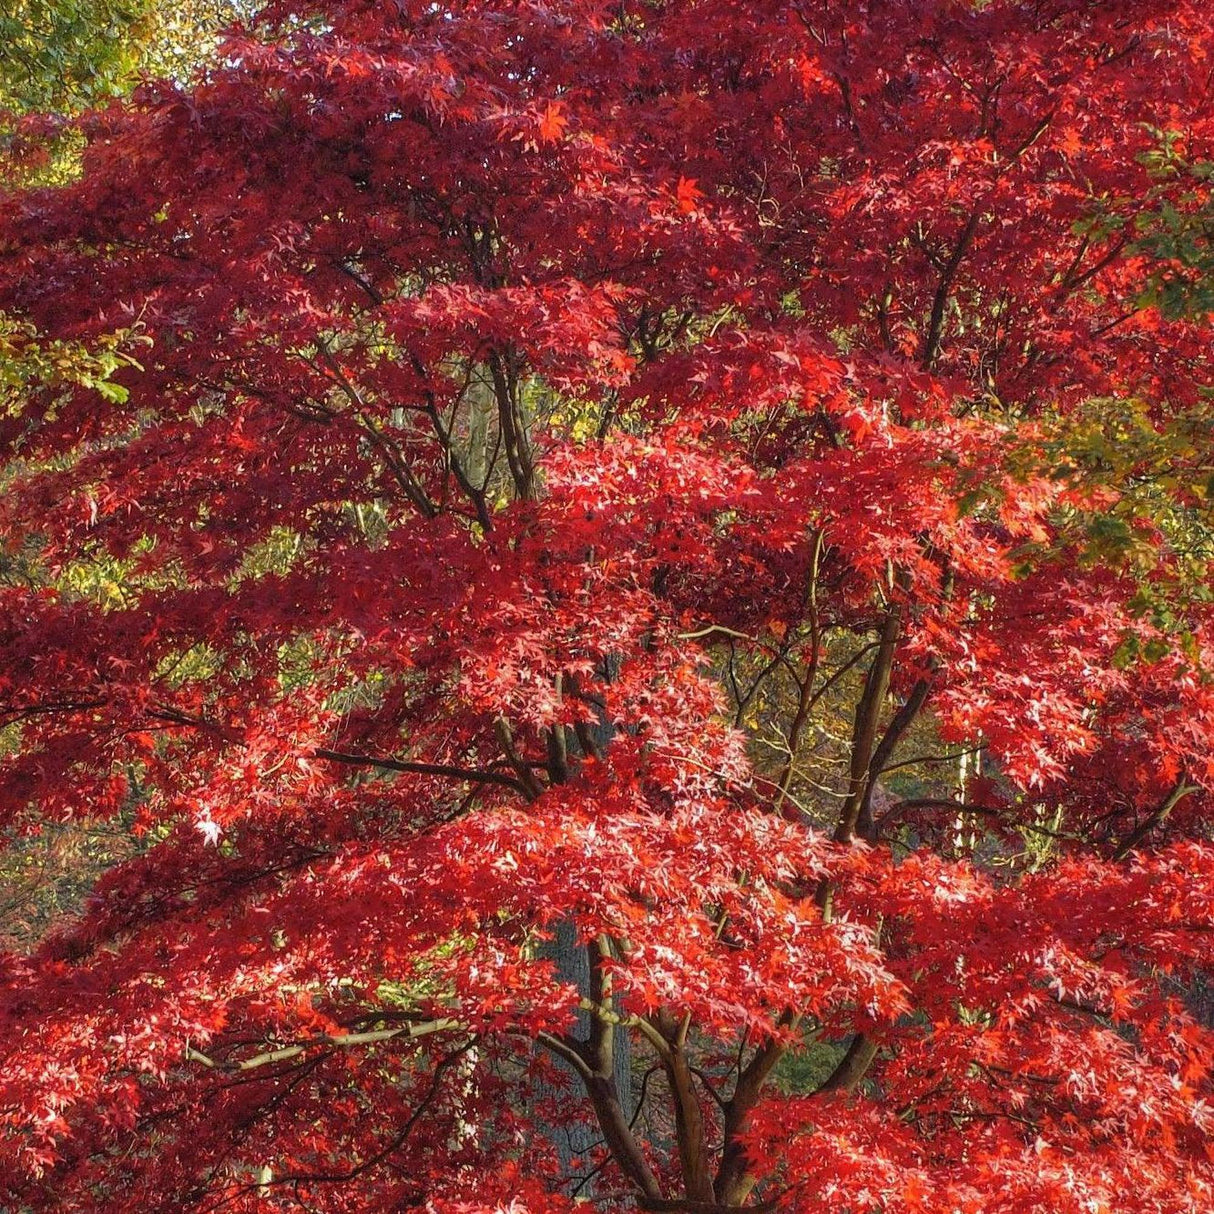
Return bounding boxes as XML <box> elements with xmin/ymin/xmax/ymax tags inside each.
<box><xmin>493</xmin><ymin>717</ymin><xmax>545</xmax><ymax>800</ymax></box>
<box><xmin>311</xmin><ymin>345</ymin><xmax>438</xmax><ymax>519</ymax></box>
<box><xmin>878</xmin><ymin>745</ymin><xmax>983</xmax><ymax>774</ymax></box>
<box><xmin>815</xmin><ymin>1033</ymin><xmax>879</xmax><ymax>1094</ymax></box>
<box><xmin>921</xmin><ymin>207</ymin><xmax>981</xmax><ymax>369</ymax></box>
<box><xmin>335</xmin><ymin>260</ymin><xmax>386</xmax><ymax>307</ymax></box>
<box><xmin>835</xmin><ymin>601</ymin><xmax>902</xmax><ymax>844</ymax></box>
<box><xmin>313</xmin><ymin>748</ymin><xmax>525</xmax><ymax>791</ymax></box>
<box><xmin>421</xmin><ymin>395</ymin><xmax>493</xmax><ymax>531</ymax></box>
<box><xmin>239</xmin><ymin>1040</ymin><xmax>475</xmax><ymax>1191</ymax></box>
<box><xmin>856</xmin><ymin>674</ymin><xmax>933</xmax><ymax>841</ymax></box>
<box><xmin>0</xmin><ymin>698</ymin><xmax>107</xmax><ymax>724</ymax></box>
<box><xmin>535</xmin><ymin>1030</ymin><xmax>594</xmax><ymax>1080</ymax></box>
<box><xmin>714</xmin><ymin>1019</ymin><xmax>804</xmax><ymax>1205</ymax></box>
<box><xmin>536</xmin><ymin>1025</ymin><xmax>664</xmax><ymax>1201</ymax></box>
<box><xmin>488</xmin><ymin>347</ymin><xmax>535</xmax><ymax>501</ymax></box>
<box><xmin>657</xmin><ymin>1011</ymin><xmax>716</xmax><ymax>1204</ymax></box>
<box><xmin>355</xmin><ymin>411</ymin><xmax>439</xmax><ymax>520</ymax></box>
<box><xmin>774</xmin><ymin>530</ymin><xmax>824</xmax><ymax>801</ymax></box>
<box><xmin>1112</xmin><ymin>780</ymin><xmax>1196</xmax><ymax>861</ymax></box>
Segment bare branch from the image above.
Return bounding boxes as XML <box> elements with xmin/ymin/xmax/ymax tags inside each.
<box><xmin>313</xmin><ymin>747</ymin><xmax>526</xmax><ymax>791</ymax></box>
<box><xmin>185</xmin><ymin>1018</ymin><xmax>460</xmax><ymax>1073</ymax></box>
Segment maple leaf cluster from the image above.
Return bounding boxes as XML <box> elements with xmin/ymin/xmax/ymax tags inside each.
<box><xmin>0</xmin><ymin>2</ymin><xmax>1212</xmax><ymax>1212</ymax></box>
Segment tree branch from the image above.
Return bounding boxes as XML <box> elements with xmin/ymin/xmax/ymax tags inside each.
<box><xmin>185</xmin><ymin>1018</ymin><xmax>460</xmax><ymax>1073</ymax></box>
<box><xmin>313</xmin><ymin>748</ymin><xmax>526</xmax><ymax>791</ymax></box>
<box><xmin>1112</xmin><ymin>780</ymin><xmax>1196</xmax><ymax>861</ymax></box>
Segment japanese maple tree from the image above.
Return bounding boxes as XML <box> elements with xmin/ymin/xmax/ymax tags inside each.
<box><xmin>1</xmin><ymin>1</ymin><xmax>1213</xmax><ymax>1211</ymax></box>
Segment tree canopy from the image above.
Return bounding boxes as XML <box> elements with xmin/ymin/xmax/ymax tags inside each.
<box><xmin>0</xmin><ymin>2</ymin><xmax>1212</xmax><ymax>1211</ymax></box>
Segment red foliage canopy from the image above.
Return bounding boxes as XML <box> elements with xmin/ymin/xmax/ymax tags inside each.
<box><xmin>0</xmin><ymin>1</ymin><xmax>1212</xmax><ymax>1211</ymax></box>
